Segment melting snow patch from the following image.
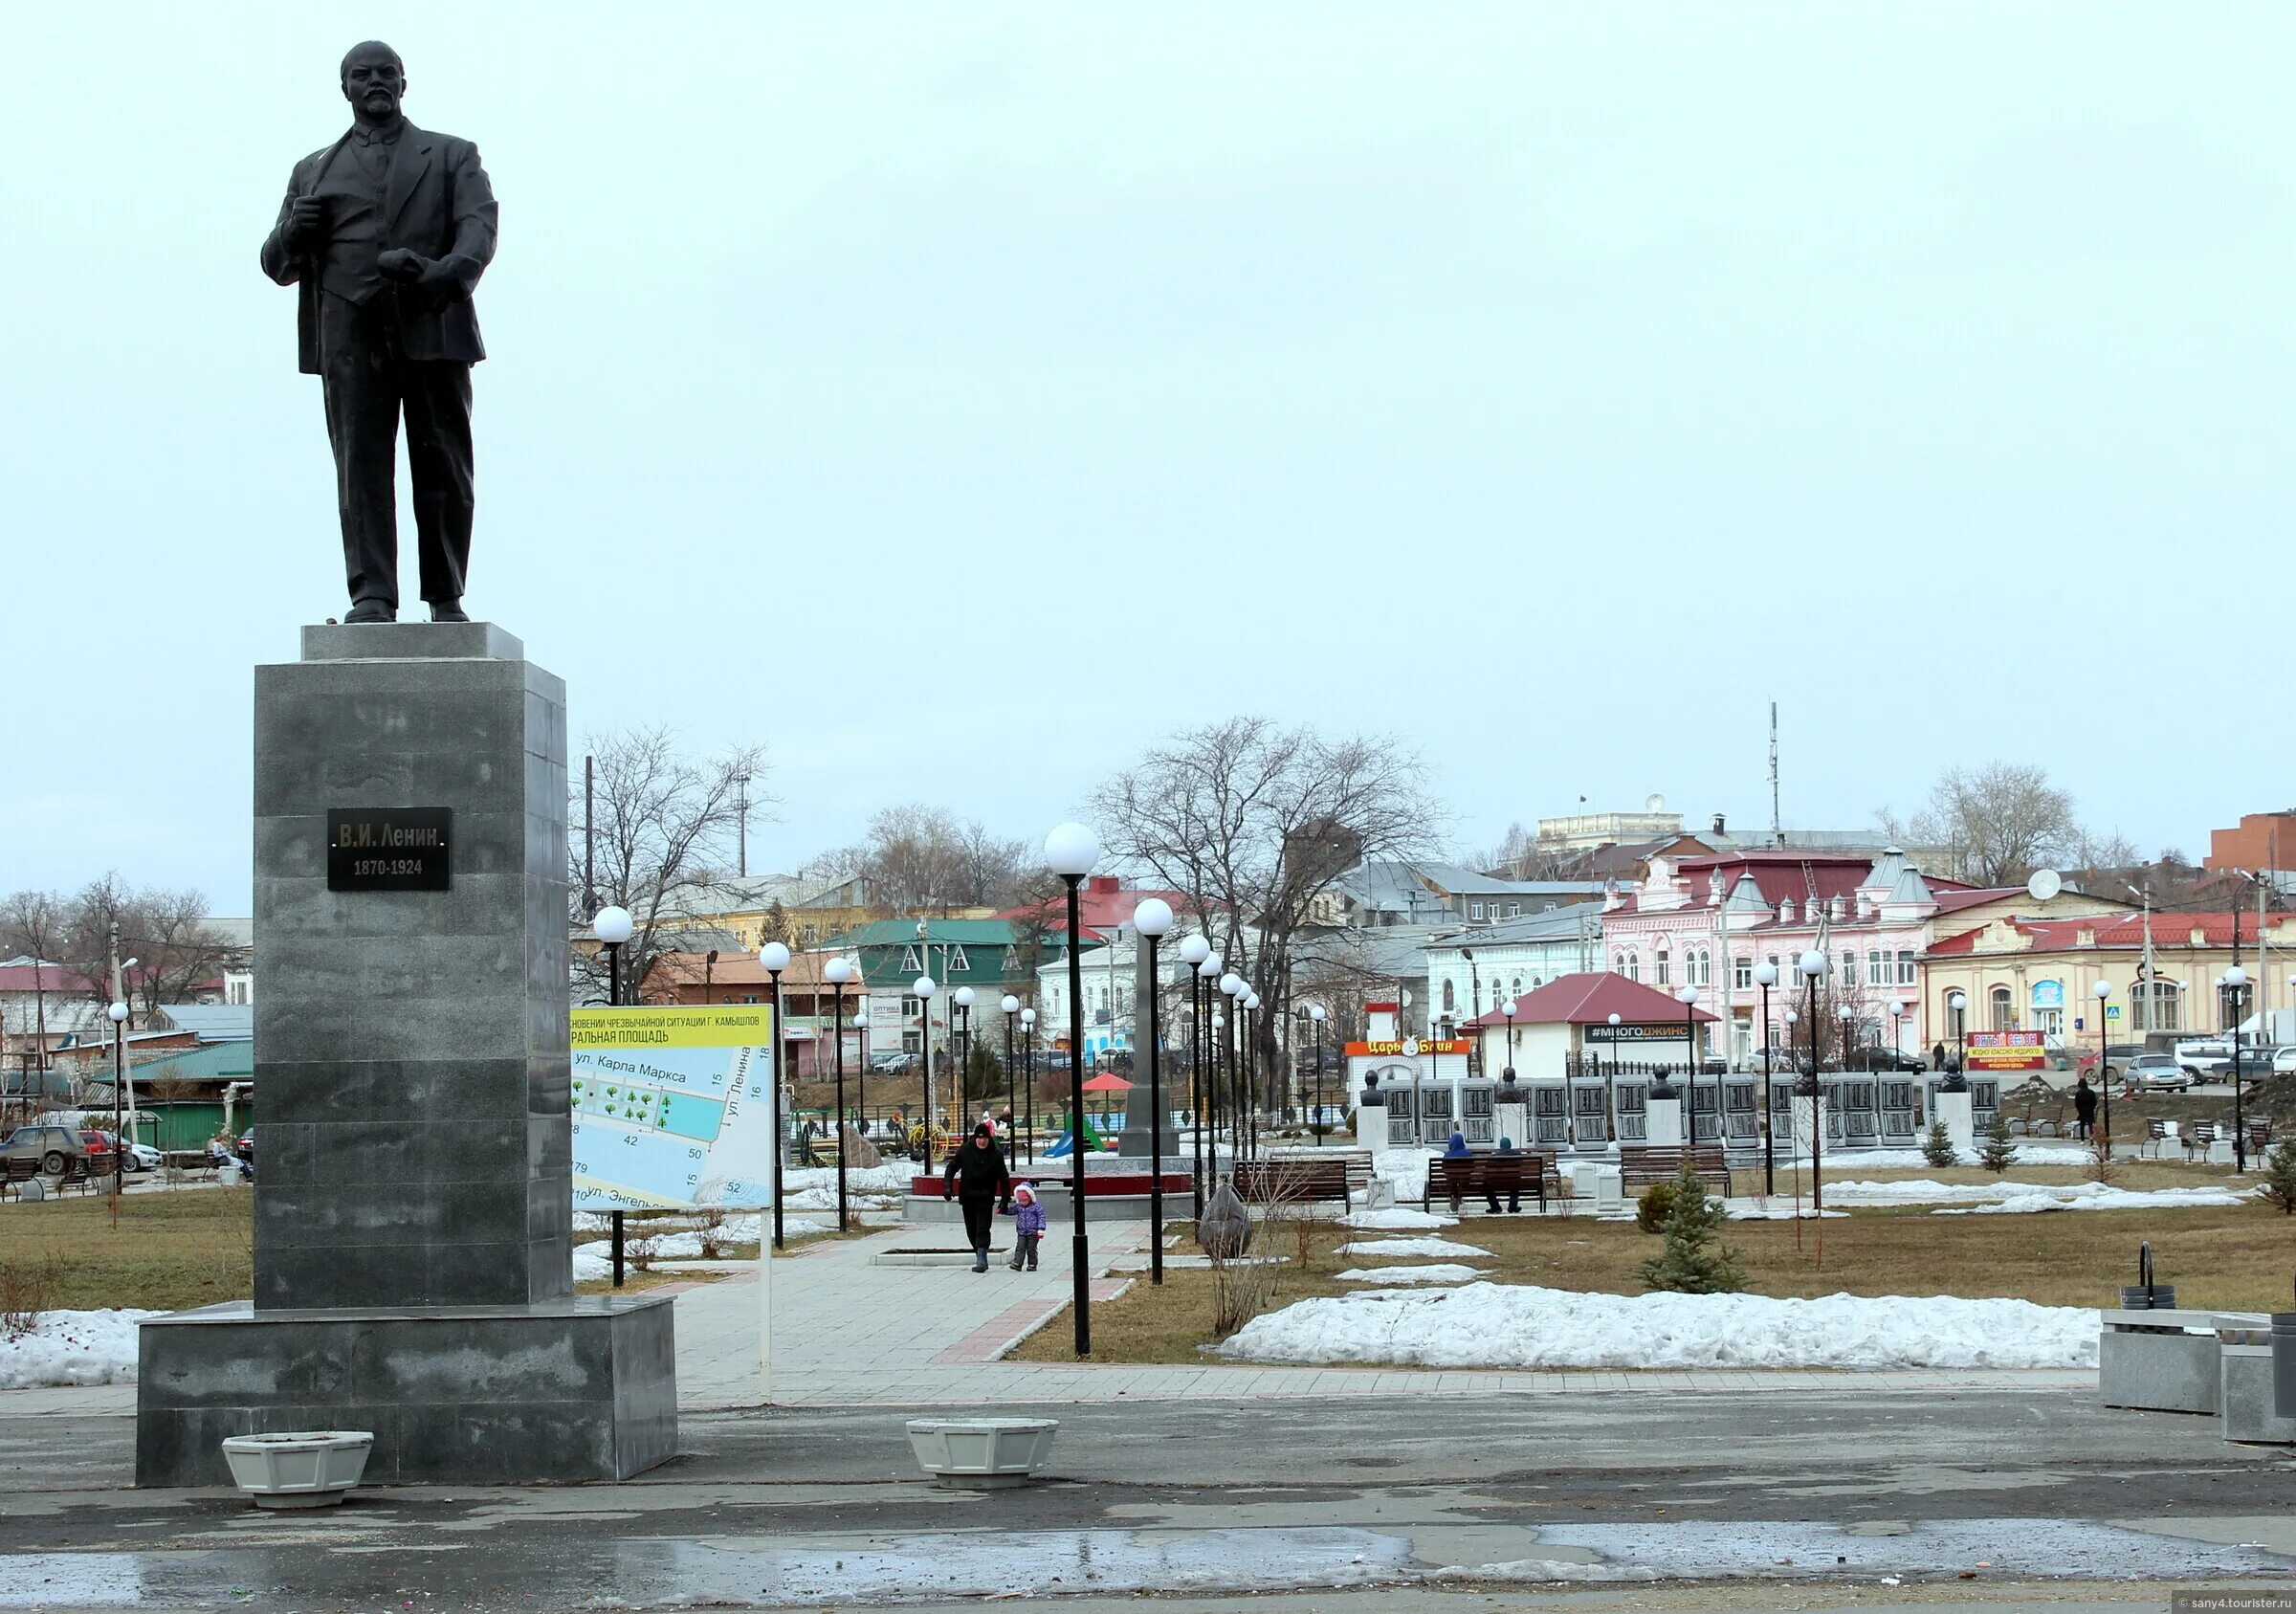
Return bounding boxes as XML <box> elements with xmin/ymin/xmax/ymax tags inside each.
<box><xmin>1939</xmin><ymin>1184</ymin><xmax>2248</xmax><ymax>1215</ymax></box>
<box><xmin>1338</xmin><ymin>1207</ymin><xmax>1458</xmax><ymax>1231</ymax></box>
<box><xmin>0</xmin><ymin>1310</ymin><xmax>157</xmax><ymax>1389</ymax></box>
<box><xmin>1336</xmin><ymin>1264</ymin><xmax>1489</xmax><ymax>1285</ymax></box>
<box><xmin>1334</xmin><ymin>1236</ymin><xmax>1490</xmax><ymax>1259</ymax></box>
<box><xmin>1216</xmin><ymin>1284</ymin><xmax>2099</xmax><ymax>1370</ymax></box>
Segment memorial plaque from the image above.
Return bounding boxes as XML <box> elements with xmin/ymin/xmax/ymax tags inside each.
<box><xmin>326</xmin><ymin>806</ymin><xmax>453</xmax><ymax>891</ymax></box>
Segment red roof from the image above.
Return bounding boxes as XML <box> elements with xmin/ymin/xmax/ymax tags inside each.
<box><xmin>1934</xmin><ymin>912</ymin><xmax>2294</xmax><ymax>954</ymax></box>
<box><xmin>0</xmin><ymin>964</ymin><xmax>98</xmax><ymax>995</ymax></box>
<box><xmin>1464</xmin><ymin>972</ymin><xmax>1718</xmax><ymax>1028</ymax></box>
<box><xmin>997</xmin><ymin>875</ymin><xmax>1212</xmax><ymax>935</ymax></box>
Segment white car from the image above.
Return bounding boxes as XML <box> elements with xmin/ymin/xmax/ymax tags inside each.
<box><xmin>124</xmin><ymin>1141</ymin><xmax>164</xmax><ymax>1171</ymax></box>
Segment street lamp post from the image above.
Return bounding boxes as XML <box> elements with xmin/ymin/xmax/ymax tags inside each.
<box><xmin>2090</xmin><ymin>979</ymin><xmax>2113</xmax><ymax>1151</ymax></box>
<box><xmin>1754</xmin><ymin>962</ymin><xmax>1778</xmax><ymax>1194</ymax></box>
<box><xmin>913</xmin><ymin>975</ymin><xmax>938</xmax><ymax>1169</ymax></box>
<box><xmin>762</xmin><ymin>941</ymin><xmax>791</xmax><ymax>1250</ymax></box>
<box><xmin>1244</xmin><ymin>990</ymin><xmax>1263</xmax><ymax>1161</ymax></box>
<box><xmin>1045</xmin><ymin>822</ymin><xmax>1101</xmax><ymax>1357</ymax></box>
<box><xmin>1678</xmin><ymin>986</ymin><xmax>1701</xmax><ymax>1144</ymax></box>
<box><xmin>1001</xmin><ymin>994</ymin><xmax>1022</xmax><ymax>1153</ymax></box>
<box><xmin>593</xmin><ymin>905</ymin><xmax>635</xmax><ymax>1287</ymax></box>
<box><xmin>1179</xmin><ymin>936</ymin><xmax>1211</xmax><ymax>1214</ymax></box>
<box><xmin>1219</xmin><ymin>972</ymin><xmax>1244</xmax><ymax>1165</ymax></box>
<box><xmin>2223</xmin><ymin>966</ymin><xmax>2250</xmax><ymax>1173</ymax></box>
<box><xmin>1946</xmin><ymin>991</ymin><xmax>1969</xmax><ymax>1071</ymax></box>
<box><xmin>1309</xmin><ymin>1005</ymin><xmax>1328</xmax><ymax>1135</ymax></box>
<box><xmin>954</xmin><ymin>985</ymin><xmax>976</xmax><ymax>1136</ymax></box>
<box><xmin>1019</xmin><ymin>1007</ymin><xmax>1037</xmax><ymax>1162</ymax></box>
<box><xmin>1604</xmin><ymin>1011</ymin><xmax>1621</xmax><ymax>1142</ymax></box>
<box><xmin>826</xmin><ymin>958</ymin><xmax>855</xmax><ymax>1229</ymax></box>
<box><xmin>1798</xmin><ymin>949</ymin><xmax>1828</xmax><ymax>1212</ymax></box>
<box><xmin>106</xmin><ymin>999</ymin><xmax>128</xmax><ymax>1198</ymax></box>
<box><xmin>1132</xmin><ymin>898</ymin><xmax>1175</xmax><ymax>1285</ymax></box>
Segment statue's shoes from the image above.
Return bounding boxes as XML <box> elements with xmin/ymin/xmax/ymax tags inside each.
<box><xmin>430</xmin><ymin>601</ymin><xmax>471</xmax><ymax>623</ymax></box>
<box><xmin>344</xmin><ymin>601</ymin><xmax>398</xmax><ymax>625</ymax></box>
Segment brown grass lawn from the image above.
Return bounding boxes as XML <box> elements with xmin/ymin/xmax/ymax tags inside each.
<box><xmin>1012</xmin><ymin>1158</ymin><xmax>2296</xmax><ymax>1365</ymax></box>
<box><xmin>0</xmin><ymin>1186</ymin><xmax>255</xmax><ymax>1313</ymax></box>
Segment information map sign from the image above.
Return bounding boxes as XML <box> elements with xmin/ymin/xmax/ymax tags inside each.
<box><xmin>570</xmin><ymin>1005</ymin><xmax>774</xmax><ymax>1210</ymax></box>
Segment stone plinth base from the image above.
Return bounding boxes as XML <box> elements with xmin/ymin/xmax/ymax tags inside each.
<box><xmin>137</xmin><ymin>1294</ymin><xmax>676</xmax><ymax>1487</ymax></box>
<box><xmin>2222</xmin><ymin>1345</ymin><xmax>2296</xmax><ymax>1444</ymax></box>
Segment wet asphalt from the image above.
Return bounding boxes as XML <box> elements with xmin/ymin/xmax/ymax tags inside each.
<box><xmin>1</xmin><ymin>1388</ymin><xmax>2291</xmax><ymax>1610</ymax></box>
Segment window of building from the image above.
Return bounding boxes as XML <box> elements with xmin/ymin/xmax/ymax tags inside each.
<box><xmin>1840</xmin><ymin>951</ymin><xmax>1856</xmax><ymax>984</ymax></box>
<box><xmin>1469</xmin><ymin>901</ymin><xmax>1486</xmax><ymax>920</ymax></box>
<box><xmin>899</xmin><ymin>945</ymin><xmax>920</xmax><ymax>974</ymax></box>
<box><xmin>1507</xmin><ymin>902</ymin><xmax>1522</xmax><ymax>918</ymax></box>
<box><xmin>1655</xmin><ymin>949</ymin><xmax>1670</xmax><ymax>985</ymax></box>
<box><xmin>1625</xmin><ymin>952</ymin><xmax>1641</xmax><ymax>983</ymax></box>
<box><xmin>900</xmin><ymin>994</ymin><xmax>924</xmax><ymax>1022</ymax></box>
<box><xmin>1989</xmin><ymin>985</ymin><xmax>2016</xmax><ymax>1030</ymax></box>
<box><xmin>1004</xmin><ymin>947</ymin><xmax>1021</xmax><ymax>973</ymax></box>
<box><xmin>1443</xmin><ymin>978</ymin><xmax>1456</xmax><ymax>1012</ymax></box>
<box><xmin>2132</xmin><ymin>980</ymin><xmax>2183</xmax><ymax>1032</ymax></box>
<box><xmin>949</xmin><ymin>945</ymin><xmax>970</xmax><ymax>972</ymax></box>
<box><xmin>1866</xmin><ymin>949</ymin><xmax>1886</xmax><ymax>986</ymax></box>
<box><xmin>1896</xmin><ymin>950</ymin><xmax>1916</xmax><ymax>985</ymax></box>
<box><xmin>1733</xmin><ymin>955</ymin><xmax>1753</xmax><ymax>990</ymax></box>
<box><xmin>800</xmin><ymin>923</ymin><xmax>817</xmax><ymax>945</ymax></box>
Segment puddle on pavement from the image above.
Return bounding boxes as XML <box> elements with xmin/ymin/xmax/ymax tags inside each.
<box><xmin>0</xmin><ymin>1516</ymin><xmax>2287</xmax><ymax>1607</ymax></box>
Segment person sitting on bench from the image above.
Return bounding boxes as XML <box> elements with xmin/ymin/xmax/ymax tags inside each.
<box><xmin>1487</xmin><ymin>1137</ymin><xmax>1525</xmax><ymax>1214</ymax></box>
<box><xmin>1442</xmin><ymin>1130</ymin><xmax>1470</xmax><ymax>1211</ymax></box>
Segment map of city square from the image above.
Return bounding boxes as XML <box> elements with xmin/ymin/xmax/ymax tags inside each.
<box><xmin>569</xmin><ymin>1005</ymin><xmax>775</xmax><ymax>1209</ymax></box>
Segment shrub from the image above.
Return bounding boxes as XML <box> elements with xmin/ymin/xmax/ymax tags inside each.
<box><xmin>1634</xmin><ymin>1177</ymin><xmax>1677</xmax><ymax>1234</ymax></box>
<box><xmin>1639</xmin><ymin>1161</ymin><xmax>1745</xmax><ymax>1294</ymax></box>
<box><xmin>0</xmin><ymin>1254</ymin><xmax>63</xmax><ymax>1341</ymax></box>
<box><xmin>2261</xmin><ymin>1139</ymin><xmax>2296</xmax><ymax>1216</ymax></box>
<box><xmin>1921</xmin><ymin>1120</ymin><xmax>1956</xmax><ymax>1169</ymax></box>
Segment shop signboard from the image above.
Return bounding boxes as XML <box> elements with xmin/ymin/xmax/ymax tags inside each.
<box><xmin>1964</xmin><ymin>1029</ymin><xmax>2046</xmax><ymax>1072</ymax></box>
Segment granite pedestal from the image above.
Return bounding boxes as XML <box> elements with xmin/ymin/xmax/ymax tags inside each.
<box><xmin>136</xmin><ymin>622</ymin><xmax>678</xmax><ymax>1487</ymax></box>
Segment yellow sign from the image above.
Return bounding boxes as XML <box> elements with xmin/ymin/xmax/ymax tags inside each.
<box><xmin>571</xmin><ymin>1005</ymin><xmax>772</xmax><ymax>1049</ymax></box>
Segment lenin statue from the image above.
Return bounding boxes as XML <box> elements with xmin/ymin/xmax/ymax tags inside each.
<box><xmin>260</xmin><ymin>43</ymin><xmax>497</xmax><ymax>624</ymax></box>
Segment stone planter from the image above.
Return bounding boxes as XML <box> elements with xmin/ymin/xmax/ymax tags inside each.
<box><xmin>220</xmin><ymin>1431</ymin><xmax>375</xmax><ymax>1508</ymax></box>
<box><xmin>905</xmin><ymin>1418</ymin><xmax>1058</xmax><ymax>1489</ymax></box>
<box><xmin>2100</xmin><ymin>1310</ymin><xmax>2226</xmax><ymax>1414</ymax></box>
<box><xmin>2220</xmin><ymin>1346</ymin><xmax>2296</xmax><ymax>1445</ymax></box>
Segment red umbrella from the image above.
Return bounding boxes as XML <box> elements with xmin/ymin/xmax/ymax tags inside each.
<box><xmin>1080</xmin><ymin>1072</ymin><xmax>1132</xmax><ymax>1093</ymax></box>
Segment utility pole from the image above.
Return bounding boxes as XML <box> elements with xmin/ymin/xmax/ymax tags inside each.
<box><xmin>1768</xmin><ymin>701</ymin><xmax>1781</xmax><ymax>848</ymax></box>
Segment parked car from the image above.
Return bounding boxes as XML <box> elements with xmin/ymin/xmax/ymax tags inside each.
<box><xmin>2172</xmin><ymin>1037</ymin><xmax>2240</xmax><ymax>1077</ymax></box>
<box><xmin>870</xmin><ymin>1051</ymin><xmax>919</xmax><ymax>1074</ymax></box>
<box><xmin>2082</xmin><ymin>1043</ymin><xmax>2148</xmax><ymax>1082</ymax></box>
<box><xmin>2274</xmin><ymin>1047</ymin><xmax>2296</xmax><ymax>1076</ymax></box>
<box><xmin>1843</xmin><ymin>1046</ymin><xmax>1926</xmax><ymax>1072</ymax></box>
<box><xmin>3</xmin><ymin>1124</ymin><xmax>91</xmax><ymax>1177</ymax></box>
<box><xmin>84</xmin><ymin>1130</ymin><xmax>158</xmax><ymax>1172</ymax></box>
<box><xmin>2125</xmin><ymin>1052</ymin><xmax>2197</xmax><ymax>1092</ymax></box>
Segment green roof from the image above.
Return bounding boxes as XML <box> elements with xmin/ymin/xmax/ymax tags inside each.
<box><xmin>132</xmin><ymin>1041</ymin><xmax>254</xmax><ymax>1084</ymax></box>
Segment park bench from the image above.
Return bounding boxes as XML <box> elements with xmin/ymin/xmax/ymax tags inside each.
<box><xmin>1421</xmin><ymin>1153</ymin><xmax>1549</xmax><ymax>1214</ymax></box>
<box><xmin>0</xmin><ymin>1157</ymin><xmax>96</xmax><ymax>1201</ymax></box>
<box><xmin>1232</xmin><ymin>1157</ymin><xmax>1354</xmax><ymax>1207</ymax></box>
<box><xmin>2247</xmin><ymin>1121</ymin><xmax>2274</xmax><ymax>1158</ymax></box>
<box><xmin>2142</xmin><ymin>1117</ymin><xmax>2174</xmax><ymax>1159</ymax></box>
<box><xmin>2181</xmin><ymin>1121</ymin><xmax>2220</xmax><ymax>1163</ymax></box>
<box><xmin>1617</xmin><ymin>1144</ymin><xmax>1733</xmax><ymax>1196</ymax></box>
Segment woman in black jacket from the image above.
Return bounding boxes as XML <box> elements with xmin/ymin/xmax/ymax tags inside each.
<box><xmin>941</xmin><ymin>1122</ymin><xmax>1012</xmax><ymax>1272</ymax></box>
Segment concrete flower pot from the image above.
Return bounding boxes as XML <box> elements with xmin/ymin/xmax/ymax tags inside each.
<box><xmin>220</xmin><ymin>1431</ymin><xmax>375</xmax><ymax>1508</ymax></box>
<box><xmin>905</xmin><ymin>1418</ymin><xmax>1058</xmax><ymax>1489</ymax></box>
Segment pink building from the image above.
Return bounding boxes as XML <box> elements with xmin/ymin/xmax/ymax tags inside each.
<box><xmin>1601</xmin><ymin>848</ymin><xmax>2043</xmax><ymax>1068</ymax></box>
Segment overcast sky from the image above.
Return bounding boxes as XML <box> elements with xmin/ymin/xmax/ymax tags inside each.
<box><xmin>4</xmin><ymin>4</ymin><xmax>2287</xmax><ymax>913</ymax></box>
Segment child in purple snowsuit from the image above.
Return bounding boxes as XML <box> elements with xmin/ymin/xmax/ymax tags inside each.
<box><xmin>1007</xmin><ymin>1183</ymin><xmax>1046</xmax><ymax>1271</ymax></box>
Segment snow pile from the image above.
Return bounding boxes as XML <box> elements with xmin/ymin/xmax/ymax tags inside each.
<box><xmin>1334</xmin><ymin>1236</ymin><xmax>1490</xmax><ymax>1260</ymax></box>
<box><xmin>1783</xmin><ymin>1143</ymin><xmax>2092</xmax><ymax>1169</ymax></box>
<box><xmin>0</xmin><ymin>1310</ymin><xmax>158</xmax><ymax>1390</ymax></box>
<box><xmin>1940</xmin><ymin>1183</ymin><xmax>2248</xmax><ymax>1216</ymax></box>
<box><xmin>1827</xmin><ymin>1179</ymin><xmax>2246</xmax><ymax>1212</ymax></box>
<box><xmin>1336</xmin><ymin>1265</ymin><xmax>1489</xmax><ymax>1286</ymax></box>
<box><xmin>1370</xmin><ymin>1149</ymin><xmax>1435</xmax><ymax>1203</ymax></box>
<box><xmin>1338</xmin><ymin>1207</ymin><xmax>1458</xmax><ymax>1231</ymax></box>
<box><xmin>1216</xmin><ymin>1284</ymin><xmax>2099</xmax><ymax>1370</ymax></box>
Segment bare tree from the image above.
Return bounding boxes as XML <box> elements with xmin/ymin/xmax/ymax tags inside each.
<box><xmin>816</xmin><ymin>806</ymin><xmax>1031</xmax><ymax>914</ymax></box>
<box><xmin>0</xmin><ymin>889</ymin><xmax>72</xmax><ymax>1061</ymax></box>
<box><xmin>1091</xmin><ymin>719</ymin><xmax>1437</xmax><ymax>1109</ymax></box>
<box><xmin>573</xmin><ymin>728</ymin><xmax>768</xmax><ymax>1003</ymax></box>
<box><xmin>5</xmin><ymin>880</ymin><xmax>231</xmax><ymax>1021</ymax></box>
<box><xmin>1878</xmin><ymin>763</ymin><xmax>2076</xmax><ymax>887</ymax></box>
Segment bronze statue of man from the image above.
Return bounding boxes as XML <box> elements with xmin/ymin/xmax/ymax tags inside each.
<box><xmin>261</xmin><ymin>42</ymin><xmax>497</xmax><ymax>624</ymax></box>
